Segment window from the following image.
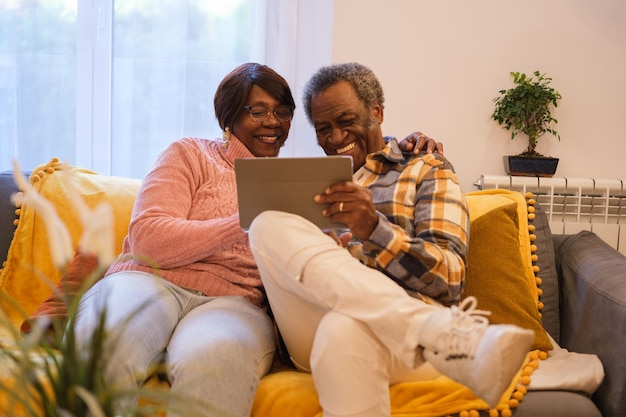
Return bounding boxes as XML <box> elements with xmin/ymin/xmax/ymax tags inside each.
<box><xmin>1</xmin><ymin>0</ymin><xmax>333</xmax><ymax>178</ymax></box>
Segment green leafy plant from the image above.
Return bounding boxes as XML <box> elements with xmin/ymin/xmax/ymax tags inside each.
<box><xmin>492</xmin><ymin>70</ymin><xmax>562</xmax><ymax>157</ymax></box>
<box><xmin>1</xmin><ymin>286</ymin><xmax>219</xmax><ymax>417</ymax></box>
<box><xmin>0</xmin><ymin>266</ymin><xmax>179</xmax><ymax>417</ymax></box>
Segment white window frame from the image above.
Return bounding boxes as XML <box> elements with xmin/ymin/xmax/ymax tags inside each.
<box><xmin>76</xmin><ymin>0</ymin><xmax>112</xmax><ymax>175</ymax></box>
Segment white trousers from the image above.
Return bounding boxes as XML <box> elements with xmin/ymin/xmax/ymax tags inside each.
<box><xmin>249</xmin><ymin>211</ymin><xmax>443</xmax><ymax>417</ymax></box>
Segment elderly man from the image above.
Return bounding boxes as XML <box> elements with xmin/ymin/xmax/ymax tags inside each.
<box><xmin>248</xmin><ymin>62</ymin><xmax>533</xmax><ymax>417</ymax></box>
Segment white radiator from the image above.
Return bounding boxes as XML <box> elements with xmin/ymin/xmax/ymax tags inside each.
<box><xmin>474</xmin><ymin>175</ymin><xmax>626</xmax><ymax>255</ymax></box>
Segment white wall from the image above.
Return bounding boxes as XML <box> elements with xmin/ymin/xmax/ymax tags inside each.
<box><xmin>331</xmin><ymin>0</ymin><xmax>626</xmax><ymax>192</ymax></box>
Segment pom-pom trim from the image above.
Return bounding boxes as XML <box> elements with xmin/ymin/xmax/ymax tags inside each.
<box><xmin>0</xmin><ymin>158</ymin><xmax>61</xmax><ymax>277</ymax></box>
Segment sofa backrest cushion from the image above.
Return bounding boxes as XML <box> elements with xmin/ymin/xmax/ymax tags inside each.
<box><xmin>531</xmin><ymin>204</ymin><xmax>560</xmax><ymax>343</ymax></box>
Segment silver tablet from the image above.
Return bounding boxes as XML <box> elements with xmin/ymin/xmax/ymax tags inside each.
<box><xmin>235</xmin><ymin>156</ymin><xmax>353</xmax><ymax>229</ymax></box>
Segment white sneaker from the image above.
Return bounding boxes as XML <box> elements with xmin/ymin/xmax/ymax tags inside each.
<box><xmin>419</xmin><ymin>296</ymin><xmax>534</xmax><ymax>408</ymax></box>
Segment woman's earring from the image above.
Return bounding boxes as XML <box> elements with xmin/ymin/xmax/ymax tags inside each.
<box><xmin>222</xmin><ymin>127</ymin><xmax>231</xmax><ymax>148</ymax></box>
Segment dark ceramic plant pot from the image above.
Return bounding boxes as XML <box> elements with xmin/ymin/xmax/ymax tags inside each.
<box><xmin>504</xmin><ymin>155</ymin><xmax>559</xmax><ymax>177</ymax></box>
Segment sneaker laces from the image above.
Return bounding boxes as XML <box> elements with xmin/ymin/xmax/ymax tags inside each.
<box><xmin>442</xmin><ymin>296</ymin><xmax>490</xmax><ymax>360</ymax></box>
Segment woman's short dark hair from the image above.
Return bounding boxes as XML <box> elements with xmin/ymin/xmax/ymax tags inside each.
<box><xmin>302</xmin><ymin>62</ymin><xmax>385</xmax><ymax>125</ymax></box>
<box><xmin>214</xmin><ymin>63</ymin><xmax>296</xmax><ymax>131</ymax></box>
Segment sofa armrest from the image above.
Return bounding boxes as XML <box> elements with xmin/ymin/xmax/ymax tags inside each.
<box><xmin>0</xmin><ymin>171</ymin><xmax>19</xmax><ymax>266</ymax></box>
<box><xmin>554</xmin><ymin>230</ymin><xmax>626</xmax><ymax>417</ymax></box>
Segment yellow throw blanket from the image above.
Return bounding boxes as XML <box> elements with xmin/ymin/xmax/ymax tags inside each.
<box><xmin>252</xmin><ymin>351</ymin><xmax>543</xmax><ymax>417</ymax></box>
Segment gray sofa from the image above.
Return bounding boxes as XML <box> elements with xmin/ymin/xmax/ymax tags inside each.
<box><xmin>1</xmin><ymin>170</ymin><xmax>624</xmax><ymax>417</ymax></box>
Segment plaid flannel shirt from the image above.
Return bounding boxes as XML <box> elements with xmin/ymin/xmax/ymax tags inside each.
<box><xmin>350</xmin><ymin>138</ymin><xmax>469</xmax><ymax>306</ymax></box>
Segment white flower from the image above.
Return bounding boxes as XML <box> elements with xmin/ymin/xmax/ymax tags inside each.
<box><xmin>12</xmin><ymin>160</ymin><xmax>116</xmax><ymax>268</ymax></box>
<box><xmin>59</xmin><ymin>166</ymin><xmax>115</xmax><ymax>266</ymax></box>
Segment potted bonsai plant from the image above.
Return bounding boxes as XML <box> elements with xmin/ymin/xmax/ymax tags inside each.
<box><xmin>492</xmin><ymin>70</ymin><xmax>562</xmax><ymax>177</ymax></box>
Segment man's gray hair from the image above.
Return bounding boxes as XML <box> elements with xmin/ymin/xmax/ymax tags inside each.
<box><xmin>302</xmin><ymin>62</ymin><xmax>385</xmax><ymax>125</ymax></box>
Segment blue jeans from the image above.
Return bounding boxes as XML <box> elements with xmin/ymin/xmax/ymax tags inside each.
<box><xmin>74</xmin><ymin>271</ymin><xmax>275</xmax><ymax>417</ymax></box>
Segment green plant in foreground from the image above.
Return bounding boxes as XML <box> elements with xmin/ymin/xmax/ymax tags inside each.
<box><xmin>1</xmin><ymin>283</ymin><xmax>215</xmax><ymax>417</ymax></box>
<box><xmin>1</xmin><ymin>163</ymin><xmax>216</xmax><ymax>417</ymax></box>
<box><xmin>0</xmin><ymin>268</ymin><xmax>172</xmax><ymax>417</ymax></box>
<box><xmin>492</xmin><ymin>70</ymin><xmax>562</xmax><ymax>157</ymax></box>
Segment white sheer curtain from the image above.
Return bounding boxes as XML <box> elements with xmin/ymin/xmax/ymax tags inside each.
<box><xmin>0</xmin><ymin>0</ymin><xmax>333</xmax><ymax>177</ymax></box>
<box><xmin>0</xmin><ymin>0</ymin><xmax>78</xmax><ymax>172</ymax></box>
<box><xmin>107</xmin><ymin>0</ymin><xmax>274</xmax><ymax>178</ymax></box>
<box><xmin>262</xmin><ymin>0</ymin><xmax>334</xmax><ymax>158</ymax></box>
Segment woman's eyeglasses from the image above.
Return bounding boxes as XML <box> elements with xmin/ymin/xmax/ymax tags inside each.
<box><xmin>243</xmin><ymin>105</ymin><xmax>294</xmax><ymax>122</ymax></box>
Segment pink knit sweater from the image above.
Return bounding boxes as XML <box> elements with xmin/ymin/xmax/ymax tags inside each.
<box><xmin>106</xmin><ymin>136</ymin><xmax>265</xmax><ymax>307</ymax></box>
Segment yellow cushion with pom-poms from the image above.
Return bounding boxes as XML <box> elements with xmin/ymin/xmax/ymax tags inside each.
<box><xmin>463</xmin><ymin>189</ymin><xmax>552</xmax><ymax>351</ymax></box>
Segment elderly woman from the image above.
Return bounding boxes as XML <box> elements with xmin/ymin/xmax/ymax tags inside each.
<box><xmin>74</xmin><ymin>63</ymin><xmax>294</xmax><ymax>417</ymax></box>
